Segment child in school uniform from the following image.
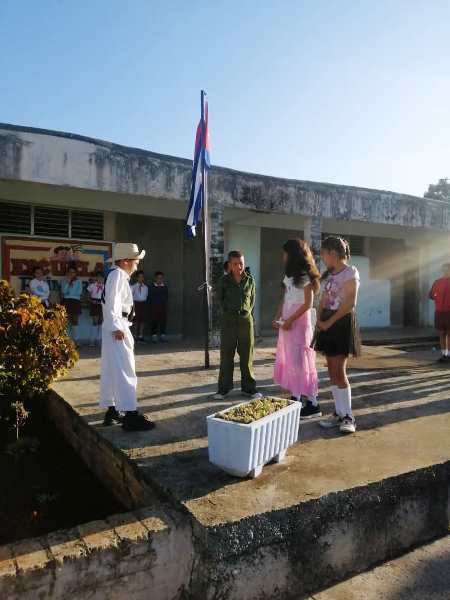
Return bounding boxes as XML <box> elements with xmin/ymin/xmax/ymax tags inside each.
<box><xmin>314</xmin><ymin>236</ymin><xmax>362</xmax><ymax>434</ymax></box>
<box><xmin>273</xmin><ymin>239</ymin><xmax>321</xmax><ymax>418</ymax></box>
<box><xmin>429</xmin><ymin>263</ymin><xmax>450</xmax><ymax>363</ymax></box>
<box><xmin>60</xmin><ymin>264</ymin><xmax>83</xmax><ymax>346</ymax></box>
<box><xmin>150</xmin><ymin>271</ymin><xmax>169</xmax><ymax>343</ymax></box>
<box><xmin>131</xmin><ymin>270</ymin><xmax>149</xmax><ymax>342</ymax></box>
<box><xmin>29</xmin><ymin>266</ymin><xmax>51</xmax><ymax>308</ymax></box>
<box><xmin>87</xmin><ymin>271</ymin><xmax>105</xmax><ymax>347</ymax></box>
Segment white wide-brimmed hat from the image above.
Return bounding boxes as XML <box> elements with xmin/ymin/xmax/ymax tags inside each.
<box><xmin>113</xmin><ymin>242</ymin><xmax>146</xmax><ymax>262</ymax></box>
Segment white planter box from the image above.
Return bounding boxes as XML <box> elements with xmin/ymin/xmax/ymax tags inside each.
<box><xmin>207</xmin><ymin>399</ymin><xmax>301</xmax><ymax>478</ymax></box>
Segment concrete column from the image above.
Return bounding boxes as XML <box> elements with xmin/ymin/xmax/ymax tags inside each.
<box><xmin>209</xmin><ymin>199</ymin><xmax>224</xmax><ymax>344</ymax></box>
<box><xmin>304</xmin><ymin>216</ymin><xmax>322</xmax><ymax>269</ymax></box>
<box><xmin>103</xmin><ymin>211</ymin><xmax>117</xmax><ymax>241</ymax></box>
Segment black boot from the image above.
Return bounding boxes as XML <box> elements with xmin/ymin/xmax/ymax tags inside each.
<box><xmin>122</xmin><ymin>411</ymin><xmax>155</xmax><ymax>432</ymax></box>
<box><xmin>102</xmin><ymin>406</ymin><xmax>123</xmax><ymax>426</ymax></box>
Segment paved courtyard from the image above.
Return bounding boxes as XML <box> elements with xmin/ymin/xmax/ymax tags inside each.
<box><xmin>54</xmin><ymin>338</ymin><xmax>450</xmax><ymax>528</ymax></box>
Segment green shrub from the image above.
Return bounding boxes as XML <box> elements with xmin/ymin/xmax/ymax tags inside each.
<box><xmin>0</xmin><ymin>280</ymin><xmax>78</xmax><ymax>420</ymax></box>
<box><xmin>216</xmin><ymin>397</ymin><xmax>290</xmax><ymax>424</ymax></box>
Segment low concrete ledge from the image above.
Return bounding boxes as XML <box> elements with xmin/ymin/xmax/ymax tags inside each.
<box><xmin>45</xmin><ymin>390</ymin><xmax>156</xmax><ymax>509</ymax></box>
<box><xmin>187</xmin><ymin>461</ymin><xmax>450</xmax><ymax>599</ymax></box>
<box><xmin>0</xmin><ymin>508</ymin><xmax>193</xmax><ymax>600</ymax></box>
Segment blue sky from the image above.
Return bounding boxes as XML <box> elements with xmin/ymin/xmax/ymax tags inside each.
<box><xmin>0</xmin><ymin>0</ymin><xmax>448</xmax><ymax>196</ymax></box>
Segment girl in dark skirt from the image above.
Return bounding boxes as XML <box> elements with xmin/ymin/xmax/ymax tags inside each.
<box><xmin>313</xmin><ymin>236</ymin><xmax>361</xmax><ymax>434</ymax></box>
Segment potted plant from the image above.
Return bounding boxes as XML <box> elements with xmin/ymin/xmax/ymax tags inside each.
<box><xmin>207</xmin><ymin>397</ymin><xmax>301</xmax><ymax>478</ymax></box>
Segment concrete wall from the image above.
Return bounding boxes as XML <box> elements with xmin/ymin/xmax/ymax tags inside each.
<box><xmin>353</xmin><ymin>256</ymin><xmax>391</xmax><ymax>328</ymax></box>
<box><xmin>2</xmin><ymin>123</ymin><xmax>450</xmax><ymax>233</ymax></box>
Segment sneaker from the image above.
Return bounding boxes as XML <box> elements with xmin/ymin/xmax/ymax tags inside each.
<box><xmin>319</xmin><ymin>413</ymin><xmax>342</xmax><ymax>429</ymax></box>
<box><xmin>340</xmin><ymin>414</ymin><xmax>356</xmax><ymax>434</ymax></box>
<box><xmin>301</xmin><ymin>400</ymin><xmax>322</xmax><ymax>419</ymax></box>
<box><xmin>438</xmin><ymin>355</ymin><xmax>449</xmax><ymax>364</ymax></box>
<box><xmin>151</xmin><ymin>335</ymin><xmax>158</xmax><ymax>344</ymax></box>
<box><xmin>243</xmin><ymin>391</ymin><xmax>263</xmax><ymax>400</ymax></box>
<box><xmin>122</xmin><ymin>411</ymin><xmax>155</xmax><ymax>432</ymax></box>
<box><xmin>213</xmin><ymin>392</ymin><xmax>229</xmax><ymax>401</ymax></box>
<box><xmin>102</xmin><ymin>406</ymin><xmax>123</xmax><ymax>426</ymax></box>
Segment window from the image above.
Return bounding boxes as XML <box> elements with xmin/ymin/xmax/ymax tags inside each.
<box><xmin>0</xmin><ymin>200</ymin><xmax>104</xmax><ymax>240</ymax></box>
<box><xmin>0</xmin><ymin>202</ymin><xmax>32</xmax><ymax>234</ymax></box>
<box><xmin>34</xmin><ymin>205</ymin><xmax>69</xmax><ymax>237</ymax></box>
<box><xmin>71</xmin><ymin>210</ymin><xmax>103</xmax><ymax>240</ymax></box>
<box><xmin>322</xmin><ymin>233</ymin><xmax>365</xmax><ymax>256</ymax></box>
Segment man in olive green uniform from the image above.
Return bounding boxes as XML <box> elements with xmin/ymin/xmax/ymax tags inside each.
<box><xmin>213</xmin><ymin>250</ymin><xmax>262</xmax><ymax>401</ymax></box>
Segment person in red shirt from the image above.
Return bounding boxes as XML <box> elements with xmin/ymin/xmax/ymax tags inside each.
<box><xmin>429</xmin><ymin>263</ymin><xmax>450</xmax><ymax>363</ymax></box>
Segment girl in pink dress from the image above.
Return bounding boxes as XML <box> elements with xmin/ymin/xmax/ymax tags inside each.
<box><xmin>273</xmin><ymin>239</ymin><xmax>321</xmax><ymax>418</ymax></box>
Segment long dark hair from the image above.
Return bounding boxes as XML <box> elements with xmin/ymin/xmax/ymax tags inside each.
<box><xmin>321</xmin><ymin>236</ymin><xmax>351</xmax><ymax>280</ymax></box>
<box><xmin>283</xmin><ymin>239</ymin><xmax>320</xmax><ymax>293</ymax></box>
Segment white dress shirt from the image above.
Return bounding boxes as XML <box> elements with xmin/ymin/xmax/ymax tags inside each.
<box><xmin>102</xmin><ymin>268</ymin><xmax>133</xmax><ymax>332</ymax></box>
<box><xmin>131</xmin><ymin>282</ymin><xmax>149</xmax><ymax>302</ymax></box>
<box><xmin>29</xmin><ymin>278</ymin><xmax>50</xmax><ymax>302</ymax></box>
<box><xmin>87</xmin><ymin>281</ymin><xmax>105</xmax><ymax>300</ymax></box>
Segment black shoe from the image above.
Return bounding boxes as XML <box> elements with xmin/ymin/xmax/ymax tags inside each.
<box><xmin>301</xmin><ymin>400</ymin><xmax>322</xmax><ymax>419</ymax></box>
<box><xmin>102</xmin><ymin>406</ymin><xmax>123</xmax><ymax>426</ymax></box>
<box><xmin>437</xmin><ymin>355</ymin><xmax>449</xmax><ymax>363</ymax></box>
<box><xmin>122</xmin><ymin>411</ymin><xmax>155</xmax><ymax>432</ymax></box>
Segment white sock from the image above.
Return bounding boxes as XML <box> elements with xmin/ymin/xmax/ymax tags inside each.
<box><xmin>442</xmin><ymin>349</ymin><xmax>448</xmax><ymax>356</ymax></box>
<box><xmin>308</xmin><ymin>395</ymin><xmax>318</xmax><ymax>407</ymax></box>
<box><xmin>331</xmin><ymin>385</ymin><xmax>340</xmax><ymax>415</ymax></box>
<box><xmin>338</xmin><ymin>387</ymin><xmax>353</xmax><ymax>419</ymax></box>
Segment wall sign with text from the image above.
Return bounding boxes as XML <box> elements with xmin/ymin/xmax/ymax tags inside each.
<box><xmin>1</xmin><ymin>236</ymin><xmax>112</xmax><ymax>301</ymax></box>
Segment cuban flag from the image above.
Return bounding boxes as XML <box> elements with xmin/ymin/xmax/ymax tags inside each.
<box><xmin>185</xmin><ymin>93</ymin><xmax>210</xmax><ymax>238</ymax></box>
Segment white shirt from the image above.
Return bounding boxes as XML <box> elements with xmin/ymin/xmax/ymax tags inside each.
<box><xmin>87</xmin><ymin>281</ymin><xmax>105</xmax><ymax>300</ymax></box>
<box><xmin>29</xmin><ymin>278</ymin><xmax>50</xmax><ymax>302</ymax></box>
<box><xmin>283</xmin><ymin>276</ymin><xmax>307</xmax><ymax>304</ymax></box>
<box><xmin>102</xmin><ymin>268</ymin><xmax>133</xmax><ymax>332</ymax></box>
<box><xmin>131</xmin><ymin>282</ymin><xmax>149</xmax><ymax>302</ymax></box>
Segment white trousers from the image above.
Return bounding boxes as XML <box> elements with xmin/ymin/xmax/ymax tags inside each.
<box><xmin>100</xmin><ymin>320</ymin><xmax>137</xmax><ymax>412</ymax></box>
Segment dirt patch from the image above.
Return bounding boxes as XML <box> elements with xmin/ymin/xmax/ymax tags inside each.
<box><xmin>0</xmin><ymin>406</ymin><xmax>124</xmax><ymax>545</ymax></box>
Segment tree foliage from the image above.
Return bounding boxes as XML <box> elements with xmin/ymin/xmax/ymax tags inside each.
<box><xmin>424</xmin><ymin>178</ymin><xmax>450</xmax><ymax>202</ymax></box>
<box><xmin>0</xmin><ymin>280</ymin><xmax>78</xmax><ymax>413</ymax></box>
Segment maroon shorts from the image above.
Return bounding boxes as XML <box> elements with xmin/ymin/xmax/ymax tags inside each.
<box><xmin>435</xmin><ymin>311</ymin><xmax>450</xmax><ymax>331</ymax></box>
<box><xmin>62</xmin><ymin>299</ymin><xmax>82</xmax><ymax>325</ymax></box>
<box><xmin>89</xmin><ymin>300</ymin><xmax>103</xmax><ymax>322</ymax></box>
<box><xmin>134</xmin><ymin>301</ymin><xmax>148</xmax><ymax>323</ymax></box>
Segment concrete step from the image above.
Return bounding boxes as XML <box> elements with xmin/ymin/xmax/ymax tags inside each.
<box><xmin>312</xmin><ymin>535</ymin><xmax>450</xmax><ymax>600</ymax></box>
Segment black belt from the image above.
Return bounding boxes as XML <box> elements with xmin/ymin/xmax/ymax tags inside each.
<box><xmin>122</xmin><ymin>309</ymin><xmax>135</xmax><ymax>322</ymax></box>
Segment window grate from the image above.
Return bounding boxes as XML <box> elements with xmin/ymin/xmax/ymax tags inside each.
<box><xmin>71</xmin><ymin>210</ymin><xmax>103</xmax><ymax>240</ymax></box>
<box><xmin>322</xmin><ymin>233</ymin><xmax>365</xmax><ymax>256</ymax></box>
<box><xmin>34</xmin><ymin>206</ymin><xmax>69</xmax><ymax>237</ymax></box>
<box><xmin>0</xmin><ymin>200</ymin><xmax>104</xmax><ymax>240</ymax></box>
<box><xmin>0</xmin><ymin>201</ymin><xmax>32</xmax><ymax>234</ymax></box>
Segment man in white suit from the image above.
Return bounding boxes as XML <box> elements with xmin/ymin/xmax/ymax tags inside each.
<box><xmin>100</xmin><ymin>242</ymin><xmax>154</xmax><ymax>431</ymax></box>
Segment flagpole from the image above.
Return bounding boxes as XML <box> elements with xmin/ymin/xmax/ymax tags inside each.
<box><xmin>201</xmin><ymin>89</ymin><xmax>210</xmax><ymax>369</ymax></box>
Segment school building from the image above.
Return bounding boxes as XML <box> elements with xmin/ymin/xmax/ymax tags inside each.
<box><xmin>1</xmin><ymin>122</ymin><xmax>449</xmax><ymax>338</ymax></box>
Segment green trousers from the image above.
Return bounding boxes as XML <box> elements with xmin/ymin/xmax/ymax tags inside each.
<box><xmin>218</xmin><ymin>313</ymin><xmax>256</xmax><ymax>395</ymax></box>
